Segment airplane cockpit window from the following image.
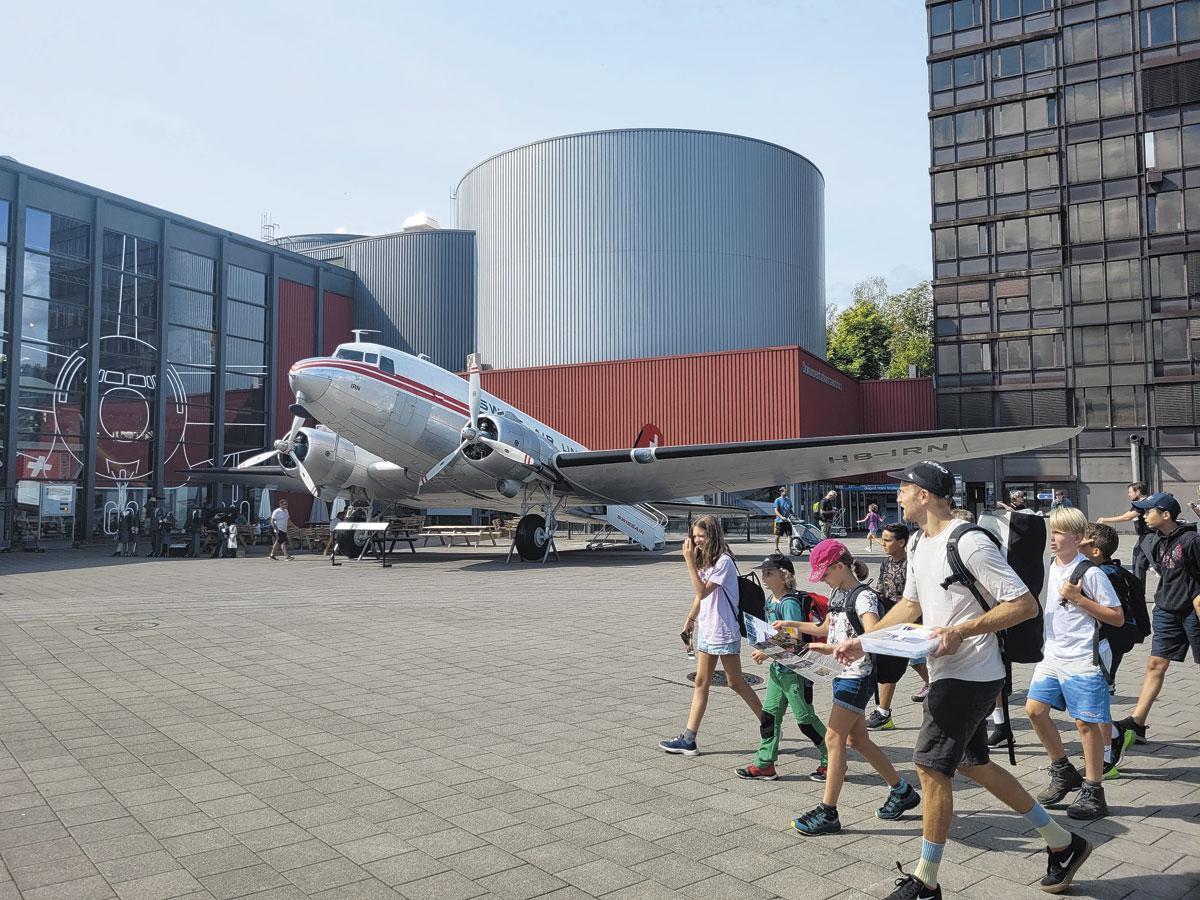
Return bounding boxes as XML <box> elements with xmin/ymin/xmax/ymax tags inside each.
<box><xmin>335</xmin><ymin>348</ymin><xmax>364</xmax><ymax>362</ymax></box>
<box><xmin>379</xmin><ymin>355</ymin><xmax>396</xmax><ymax>375</ymax></box>
<box><xmin>364</xmin><ymin>353</ymin><xmax>379</xmax><ymax>365</ymax></box>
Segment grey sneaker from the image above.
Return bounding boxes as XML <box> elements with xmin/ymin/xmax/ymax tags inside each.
<box><xmin>1067</xmin><ymin>783</ymin><xmax>1108</xmax><ymax>821</ymax></box>
<box><xmin>1037</xmin><ymin>761</ymin><xmax>1083</xmax><ymax>806</ymax></box>
<box><xmin>866</xmin><ymin>709</ymin><xmax>895</xmax><ymax>730</ymax></box>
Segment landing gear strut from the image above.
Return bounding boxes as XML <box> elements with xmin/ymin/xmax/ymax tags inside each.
<box><xmin>507</xmin><ymin>484</ymin><xmax>562</xmax><ymax>564</ymax></box>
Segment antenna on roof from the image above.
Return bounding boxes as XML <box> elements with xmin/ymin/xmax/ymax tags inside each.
<box><xmin>351</xmin><ymin>329</ymin><xmax>380</xmax><ymax>343</ymax></box>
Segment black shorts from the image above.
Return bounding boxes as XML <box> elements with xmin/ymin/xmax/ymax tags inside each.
<box><xmin>773</xmin><ymin>520</ymin><xmax>793</xmax><ymax>537</ymax></box>
<box><xmin>1151</xmin><ymin>607</ymin><xmax>1200</xmax><ymax>663</ymax></box>
<box><xmin>912</xmin><ymin>677</ymin><xmax>1005</xmax><ymax>776</ymax></box>
<box><xmin>274</xmin><ymin>529</ymin><xmax>289</xmax><ymax>544</ymax></box>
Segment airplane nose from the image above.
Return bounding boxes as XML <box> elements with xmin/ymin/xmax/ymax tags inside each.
<box><xmin>289</xmin><ymin>369</ymin><xmax>331</xmax><ymax>403</ymax></box>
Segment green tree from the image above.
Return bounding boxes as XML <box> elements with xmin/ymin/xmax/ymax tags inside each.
<box><xmin>826</xmin><ymin>281</ymin><xmax>891</xmax><ymax>379</ymax></box>
<box><xmin>883</xmin><ymin>280</ymin><xmax>933</xmax><ymax>378</ymax></box>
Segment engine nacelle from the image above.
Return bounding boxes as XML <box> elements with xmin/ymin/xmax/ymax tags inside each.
<box><xmin>462</xmin><ymin>414</ymin><xmax>551</xmax><ymax>482</ymax></box>
<box><xmin>281</xmin><ymin>427</ymin><xmax>357</xmax><ymax>497</ymax></box>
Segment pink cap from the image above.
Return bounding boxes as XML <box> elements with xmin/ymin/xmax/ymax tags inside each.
<box><xmin>808</xmin><ymin>539</ymin><xmax>849</xmax><ymax>583</ymax></box>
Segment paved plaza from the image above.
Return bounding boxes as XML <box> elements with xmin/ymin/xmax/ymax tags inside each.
<box><xmin>0</xmin><ymin>538</ymin><xmax>1198</xmax><ymax>900</ymax></box>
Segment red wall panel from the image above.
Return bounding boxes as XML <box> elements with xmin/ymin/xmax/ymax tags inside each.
<box><xmin>276</xmin><ymin>278</ymin><xmax>317</xmax><ymax>523</ymax></box>
<box><xmin>322</xmin><ymin>291</ymin><xmax>353</xmax><ymax>355</ymax></box>
<box><xmin>480</xmin><ymin>347</ymin><xmax>803</xmax><ymax>449</ymax></box>
<box><xmin>860</xmin><ymin>378</ymin><xmax>936</xmax><ymax>433</ymax></box>
<box><xmin>795</xmin><ymin>348</ymin><xmax>861</xmax><ymax>438</ymax></box>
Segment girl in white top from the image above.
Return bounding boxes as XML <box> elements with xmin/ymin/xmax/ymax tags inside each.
<box><xmin>660</xmin><ymin>515</ymin><xmax>764</xmax><ymax>757</ymax></box>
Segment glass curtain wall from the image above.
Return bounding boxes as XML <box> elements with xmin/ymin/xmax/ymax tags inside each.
<box><xmin>15</xmin><ymin>208</ymin><xmax>91</xmax><ymax>544</ymax></box>
<box><xmin>223</xmin><ymin>265</ymin><xmax>268</xmax><ymax>463</ymax></box>
<box><xmin>164</xmin><ymin>249</ymin><xmax>217</xmax><ymax>486</ymax></box>
<box><xmin>92</xmin><ymin>231</ymin><xmax>160</xmax><ymax>540</ymax></box>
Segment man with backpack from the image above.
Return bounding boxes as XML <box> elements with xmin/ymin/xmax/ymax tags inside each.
<box><xmin>832</xmin><ymin>461</ymin><xmax>1091</xmax><ymax>899</ymax></box>
<box><xmin>1024</xmin><ymin>508</ymin><xmax>1124</xmax><ymax>821</ymax></box>
<box><xmin>1113</xmin><ymin>493</ymin><xmax>1200</xmax><ymax>749</ymax></box>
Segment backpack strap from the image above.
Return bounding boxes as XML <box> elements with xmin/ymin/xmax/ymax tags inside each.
<box><xmin>1067</xmin><ymin>558</ymin><xmax>1114</xmax><ymax>683</ymax></box>
<box><xmin>844</xmin><ymin>584</ymin><xmax>874</xmax><ymax>637</ymax></box>
<box><xmin>941</xmin><ymin>524</ymin><xmax>1001</xmax><ymax>613</ymax></box>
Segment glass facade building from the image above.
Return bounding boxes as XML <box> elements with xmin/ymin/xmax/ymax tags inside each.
<box><xmin>0</xmin><ymin>158</ymin><xmax>354</xmax><ymax>548</ymax></box>
<box><xmin>928</xmin><ymin>0</ymin><xmax>1200</xmax><ymax>515</ymax></box>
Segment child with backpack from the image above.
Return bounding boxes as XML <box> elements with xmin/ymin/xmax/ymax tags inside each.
<box><xmin>735</xmin><ymin>554</ymin><xmax>830</xmax><ymax>782</ymax></box>
<box><xmin>660</xmin><ymin>515</ymin><xmax>764</xmax><ymax>756</ymax></box>
<box><xmin>775</xmin><ymin>539</ymin><xmax>920</xmax><ymax>836</ymax></box>
<box><xmin>1024</xmin><ymin>508</ymin><xmax>1124</xmax><ymax>821</ymax></box>
<box><xmin>1067</xmin><ymin>522</ymin><xmax>1150</xmax><ymax>776</ymax></box>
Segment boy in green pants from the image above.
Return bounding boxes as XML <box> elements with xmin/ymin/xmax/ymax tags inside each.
<box><xmin>736</xmin><ymin>554</ymin><xmax>830</xmax><ymax>782</ymax></box>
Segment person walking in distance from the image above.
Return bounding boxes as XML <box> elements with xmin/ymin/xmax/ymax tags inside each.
<box><xmin>773</xmin><ymin>486</ymin><xmax>794</xmax><ymax>554</ymax></box>
<box><xmin>820</xmin><ymin>490</ymin><xmax>839</xmax><ymax>538</ymax></box>
<box><xmin>660</xmin><ymin>515</ymin><xmax>763</xmax><ymax>756</ymax></box>
<box><xmin>858</xmin><ymin>503</ymin><xmax>885</xmax><ymax>551</ymax></box>
<box><xmin>1113</xmin><ymin>493</ymin><xmax>1200</xmax><ymax>749</ymax></box>
<box><xmin>270</xmin><ymin>498</ymin><xmax>294</xmax><ymax>561</ymax></box>
<box><xmin>1024</xmin><ymin>508</ymin><xmax>1123</xmax><ymax>821</ymax></box>
<box><xmin>1096</xmin><ymin>482</ymin><xmax>1154</xmax><ymax>583</ymax></box>
<box><xmin>833</xmin><ymin>461</ymin><xmax>1092</xmax><ymax>899</ymax></box>
<box><xmin>867</xmin><ymin>523</ymin><xmax>931</xmax><ymax>731</ymax></box>
<box><xmin>998</xmin><ymin>489</ymin><xmax>1035</xmax><ymax>514</ymax></box>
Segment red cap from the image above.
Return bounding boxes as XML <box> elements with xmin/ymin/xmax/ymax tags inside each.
<box><xmin>808</xmin><ymin>539</ymin><xmax>848</xmax><ymax>583</ymax></box>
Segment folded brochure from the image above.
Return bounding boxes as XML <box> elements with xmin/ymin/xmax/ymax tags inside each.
<box><xmin>857</xmin><ymin>623</ymin><xmax>941</xmax><ymax>659</ymax></box>
<box><xmin>743</xmin><ymin>613</ymin><xmax>843</xmax><ymax>682</ymax></box>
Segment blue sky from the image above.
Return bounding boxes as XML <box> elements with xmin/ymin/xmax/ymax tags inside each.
<box><xmin>2</xmin><ymin>1</ymin><xmax>931</xmax><ymax>308</ymax></box>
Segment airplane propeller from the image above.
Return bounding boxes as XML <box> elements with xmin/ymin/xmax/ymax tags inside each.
<box><xmin>419</xmin><ymin>367</ymin><xmax>531</xmax><ymax>491</ymax></box>
<box><xmin>235</xmin><ymin>392</ymin><xmax>321</xmax><ymax>498</ymax></box>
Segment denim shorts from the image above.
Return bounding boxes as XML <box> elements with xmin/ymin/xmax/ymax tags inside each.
<box><xmin>831</xmin><ymin>675</ymin><xmax>874</xmax><ymax>713</ymax></box>
<box><xmin>697</xmin><ymin>638</ymin><xmax>741</xmax><ymax>656</ymax></box>
<box><xmin>1027</xmin><ymin>656</ymin><xmax>1111</xmax><ymax>724</ymax></box>
<box><xmin>910</xmin><ymin>657</ymin><xmax>927</xmax><ymax>668</ymax></box>
<box><xmin>1150</xmin><ymin>606</ymin><xmax>1200</xmax><ymax>664</ymax></box>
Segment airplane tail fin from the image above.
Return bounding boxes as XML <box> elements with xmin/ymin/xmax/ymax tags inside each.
<box><xmin>634</xmin><ymin>423</ymin><xmax>663</xmax><ymax>449</ymax></box>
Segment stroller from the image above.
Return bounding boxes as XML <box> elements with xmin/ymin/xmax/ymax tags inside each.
<box><xmin>788</xmin><ymin>517</ymin><xmax>825</xmax><ymax>557</ymax></box>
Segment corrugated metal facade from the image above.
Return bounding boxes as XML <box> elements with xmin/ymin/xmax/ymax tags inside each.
<box><xmin>277</xmin><ymin>279</ymin><xmax>317</xmax><ymax>431</ymax></box>
<box><xmin>322</xmin><ymin>290</ymin><xmax>354</xmax><ymax>356</ymax></box>
<box><xmin>455</xmin><ymin>128</ymin><xmax>825</xmax><ymax>370</ymax></box>
<box><xmin>478</xmin><ymin>346</ymin><xmax>932</xmax><ymax>451</ymax></box>
<box><xmin>307</xmin><ymin>232</ymin><xmax>475</xmax><ymax>371</ymax></box>
<box><xmin>861</xmin><ymin>378</ymin><xmax>937</xmax><ymax>433</ymax></box>
<box><xmin>274</xmin><ymin>233</ymin><xmax>365</xmax><ymax>253</ymax></box>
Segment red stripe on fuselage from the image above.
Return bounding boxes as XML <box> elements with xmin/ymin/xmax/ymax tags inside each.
<box><xmin>290</xmin><ymin>359</ymin><xmax>470</xmax><ymax>417</ymax></box>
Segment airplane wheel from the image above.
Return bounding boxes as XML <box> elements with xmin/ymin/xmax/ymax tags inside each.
<box><xmin>514</xmin><ymin>514</ymin><xmax>549</xmax><ymax>561</ymax></box>
<box><xmin>335</xmin><ymin>528</ymin><xmax>369</xmax><ymax>559</ymax></box>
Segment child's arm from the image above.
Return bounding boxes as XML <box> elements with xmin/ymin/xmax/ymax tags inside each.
<box><xmin>1060</xmin><ymin>579</ymin><xmax>1123</xmax><ymax>627</ymax></box>
<box><xmin>773</xmin><ymin>619</ymin><xmax>829</xmax><ymax>638</ymax></box>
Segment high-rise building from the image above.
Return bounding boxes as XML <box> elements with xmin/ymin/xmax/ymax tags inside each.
<box><xmin>927</xmin><ymin>0</ymin><xmax>1200</xmax><ymax>516</ymax></box>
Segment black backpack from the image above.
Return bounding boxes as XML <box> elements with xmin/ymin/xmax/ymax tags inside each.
<box><xmin>1100</xmin><ymin>560</ymin><xmax>1151</xmax><ymax>642</ymax></box>
<box><xmin>943</xmin><ymin>524</ymin><xmax>1044</xmax><ymax>665</ymax></box>
<box><xmin>842</xmin><ymin>585</ymin><xmax>910</xmax><ymax>684</ymax></box>
<box><xmin>1062</xmin><ymin>560</ymin><xmax>1130</xmax><ymax>684</ymax></box>
<box><xmin>718</xmin><ymin>562</ymin><xmax>767</xmax><ymax>638</ymax></box>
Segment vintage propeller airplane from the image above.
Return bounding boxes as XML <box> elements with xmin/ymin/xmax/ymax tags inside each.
<box><xmin>205</xmin><ymin>333</ymin><xmax>1079</xmax><ymax>561</ymax></box>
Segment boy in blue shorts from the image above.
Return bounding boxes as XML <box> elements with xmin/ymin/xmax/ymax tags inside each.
<box><xmin>1025</xmin><ymin>508</ymin><xmax>1124</xmax><ymax>821</ymax></box>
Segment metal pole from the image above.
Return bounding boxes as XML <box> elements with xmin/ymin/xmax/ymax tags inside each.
<box><xmin>1129</xmin><ymin>435</ymin><xmax>1142</xmax><ymax>484</ymax></box>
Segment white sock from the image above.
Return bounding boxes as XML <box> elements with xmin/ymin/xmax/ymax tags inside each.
<box><xmin>877</xmin><ymin>707</ymin><xmax>891</xmax><ymax>717</ymax></box>
<box><xmin>1111</xmin><ymin>723</ymin><xmax>1119</xmax><ymax>739</ymax></box>
<box><xmin>993</xmin><ymin>708</ymin><xmax>1006</xmax><ymax>725</ymax></box>
<box><xmin>1104</xmin><ymin>744</ymin><xmax>1112</xmax><ymax>763</ymax></box>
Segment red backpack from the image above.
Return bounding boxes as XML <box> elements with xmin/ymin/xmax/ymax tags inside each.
<box><xmin>799</xmin><ymin>591</ymin><xmax>829</xmax><ymax>642</ymax></box>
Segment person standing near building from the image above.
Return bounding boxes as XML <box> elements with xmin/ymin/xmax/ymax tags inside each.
<box><xmin>1097</xmin><ymin>482</ymin><xmax>1153</xmax><ymax>583</ymax></box>
<box><xmin>820</xmin><ymin>490</ymin><xmax>839</xmax><ymax>538</ymax></box>
<box><xmin>115</xmin><ymin>507</ymin><xmax>133</xmax><ymax>557</ymax></box>
<box><xmin>832</xmin><ymin>462</ymin><xmax>1091</xmax><ymax>899</ymax></box>
<box><xmin>270</xmin><ymin>498</ymin><xmax>294</xmax><ymax>561</ymax></box>
<box><xmin>997</xmin><ymin>489</ymin><xmax>1034</xmax><ymax>514</ymax></box>
<box><xmin>1050</xmin><ymin>490</ymin><xmax>1071</xmax><ymax>511</ymax></box>
<box><xmin>1114</xmin><ymin>493</ymin><xmax>1200</xmax><ymax>749</ymax></box>
<box><xmin>867</xmin><ymin>523</ymin><xmax>931</xmax><ymax>731</ymax></box>
<box><xmin>773</xmin><ymin>486</ymin><xmax>794</xmax><ymax>554</ymax></box>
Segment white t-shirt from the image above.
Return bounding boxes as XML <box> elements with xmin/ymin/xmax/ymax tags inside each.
<box><xmin>903</xmin><ymin>522</ymin><xmax>1030</xmax><ymax>683</ymax></box>
<box><xmin>271</xmin><ymin>508</ymin><xmax>289</xmax><ymax>532</ymax></box>
<box><xmin>827</xmin><ymin>586</ymin><xmax>881</xmax><ymax>679</ymax></box>
<box><xmin>696</xmin><ymin>555</ymin><xmax>741</xmax><ymax>645</ymax></box>
<box><xmin>1044</xmin><ymin>553</ymin><xmax>1120</xmax><ymax>661</ymax></box>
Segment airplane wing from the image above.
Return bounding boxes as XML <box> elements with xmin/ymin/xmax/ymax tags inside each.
<box><xmin>647</xmin><ymin>500</ymin><xmax>757</xmax><ymax>518</ymax></box>
<box><xmin>183</xmin><ymin>466</ymin><xmax>297</xmax><ymax>489</ymax></box>
<box><xmin>553</xmin><ymin>426</ymin><xmax>1079</xmax><ymax>505</ymax></box>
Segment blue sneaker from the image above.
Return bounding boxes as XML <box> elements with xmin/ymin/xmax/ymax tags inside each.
<box><xmin>659</xmin><ymin>734</ymin><xmax>698</xmax><ymax>756</ymax></box>
<box><xmin>791</xmin><ymin>805</ymin><xmax>841</xmax><ymax>836</ymax></box>
<box><xmin>876</xmin><ymin>783</ymin><xmax>920</xmax><ymax>820</ymax></box>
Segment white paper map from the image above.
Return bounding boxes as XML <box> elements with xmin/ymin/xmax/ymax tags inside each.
<box><xmin>858</xmin><ymin>623</ymin><xmax>941</xmax><ymax>659</ymax></box>
<box><xmin>744</xmin><ymin>614</ymin><xmax>843</xmax><ymax>683</ymax></box>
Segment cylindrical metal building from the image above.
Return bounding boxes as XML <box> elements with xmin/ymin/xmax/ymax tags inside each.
<box><xmin>454</xmin><ymin>128</ymin><xmax>825</xmax><ymax>369</ymax></box>
<box><xmin>274</xmin><ymin>233</ymin><xmax>367</xmax><ymax>253</ymax></box>
<box><xmin>304</xmin><ymin>230</ymin><xmax>475</xmax><ymax>372</ymax></box>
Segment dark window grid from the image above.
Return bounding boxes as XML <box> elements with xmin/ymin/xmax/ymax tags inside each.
<box><xmin>167</xmin><ymin>248</ymin><xmax>216</xmax><ymax>293</ymax></box>
<box><xmin>103</xmin><ymin>231</ymin><xmax>159</xmax><ymax>277</ymax></box>
<box><xmin>24</xmin><ymin>208</ymin><xmax>91</xmax><ymax>260</ymax></box>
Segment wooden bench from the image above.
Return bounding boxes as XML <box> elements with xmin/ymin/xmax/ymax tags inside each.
<box><xmin>420</xmin><ymin>525</ymin><xmax>505</xmax><ymax>548</ymax></box>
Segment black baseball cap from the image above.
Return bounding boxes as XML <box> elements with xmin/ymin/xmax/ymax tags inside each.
<box><xmin>754</xmin><ymin>553</ymin><xmax>795</xmax><ymax>575</ymax></box>
<box><xmin>1132</xmin><ymin>492</ymin><xmax>1181</xmax><ymax>517</ymax></box>
<box><xmin>888</xmin><ymin>460</ymin><xmax>956</xmax><ymax>499</ymax></box>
